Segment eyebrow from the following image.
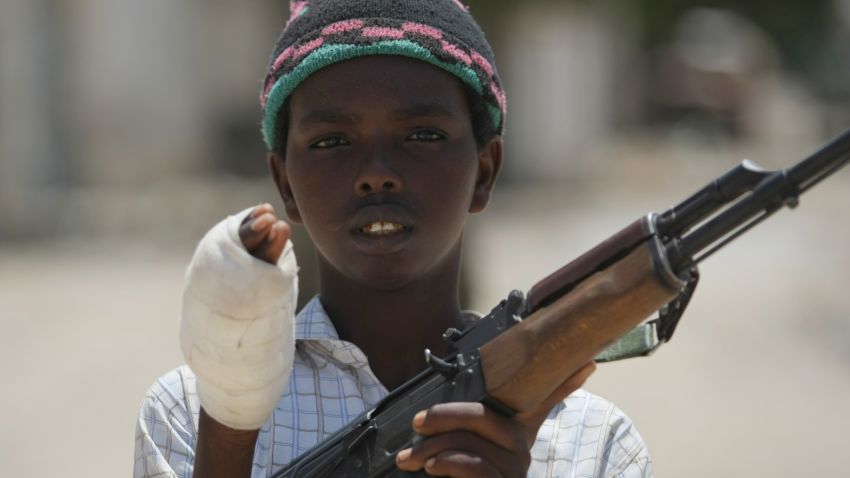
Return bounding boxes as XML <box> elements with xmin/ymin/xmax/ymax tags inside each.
<box><xmin>390</xmin><ymin>102</ymin><xmax>458</xmax><ymax>121</ymax></box>
<box><xmin>295</xmin><ymin>102</ymin><xmax>459</xmax><ymax>128</ymax></box>
<box><xmin>296</xmin><ymin>108</ymin><xmax>360</xmax><ymax>128</ymax></box>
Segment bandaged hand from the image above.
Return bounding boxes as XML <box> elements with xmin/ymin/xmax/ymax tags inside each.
<box><xmin>181</xmin><ymin>204</ymin><xmax>298</xmax><ymax>430</ymax></box>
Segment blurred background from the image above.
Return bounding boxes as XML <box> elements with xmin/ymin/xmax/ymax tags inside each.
<box><xmin>2</xmin><ymin>0</ymin><xmax>849</xmax><ymax>476</ymax></box>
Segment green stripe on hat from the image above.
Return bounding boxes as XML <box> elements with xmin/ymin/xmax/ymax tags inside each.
<box><xmin>262</xmin><ymin>40</ymin><xmax>487</xmax><ymax>150</ymax></box>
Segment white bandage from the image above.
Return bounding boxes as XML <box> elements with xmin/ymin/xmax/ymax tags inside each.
<box><xmin>180</xmin><ymin>208</ymin><xmax>298</xmax><ymax>430</ymax></box>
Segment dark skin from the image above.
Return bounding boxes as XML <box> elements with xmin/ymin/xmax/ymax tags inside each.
<box><xmin>192</xmin><ymin>56</ymin><xmax>595</xmax><ymax>478</ymax></box>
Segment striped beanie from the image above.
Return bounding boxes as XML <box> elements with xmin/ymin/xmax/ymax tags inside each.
<box><xmin>260</xmin><ymin>0</ymin><xmax>506</xmax><ymax>151</ymax></box>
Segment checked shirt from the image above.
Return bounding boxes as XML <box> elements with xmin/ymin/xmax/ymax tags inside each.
<box><xmin>134</xmin><ymin>296</ymin><xmax>653</xmax><ymax>477</ymax></box>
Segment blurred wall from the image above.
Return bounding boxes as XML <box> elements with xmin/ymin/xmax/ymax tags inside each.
<box><xmin>3</xmin><ymin>0</ymin><xmax>850</xmax><ymax>239</ymax></box>
<box><xmin>502</xmin><ymin>3</ymin><xmax>635</xmax><ymax>181</ymax></box>
<box><xmin>1</xmin><ymin>0</ymin><xmax>65</xmax><ymax>238</ymax></box>
<box><xmin>0</xmin><ymin>0</ymin><xmax>287</xmax><ymax>241</ymax></box>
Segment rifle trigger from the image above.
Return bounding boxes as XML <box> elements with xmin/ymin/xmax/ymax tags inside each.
<box><xmin>424</xmin><ymin>349</ymin><xmax>460</xmax><ymax>378</ymax></box>
<box><xmin>346</xmin><ymin>420</ymin><xmax>377</xmax><ymax>454</ymax></box>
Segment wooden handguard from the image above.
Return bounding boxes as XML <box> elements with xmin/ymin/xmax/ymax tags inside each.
<box><xmin>479</xmin><ymin>238</ymin><xmax>685</xmax><ymax>413</ymax></box>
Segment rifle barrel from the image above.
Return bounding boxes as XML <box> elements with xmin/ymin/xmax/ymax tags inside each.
<box><xmin>665</xmin><ymin>127</ymin><xmax>850</xmax><ymax>272</ymax></box>
<box><xmin>788</xmin><ymin>127</ymin><xmax>850</xmax><ymax>193</ymax></box>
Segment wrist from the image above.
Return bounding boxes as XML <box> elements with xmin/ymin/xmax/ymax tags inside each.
<box><xmin>194</xmin><ymin>407</ymin><xmax>259</xmax><ymax>478</ymax></box>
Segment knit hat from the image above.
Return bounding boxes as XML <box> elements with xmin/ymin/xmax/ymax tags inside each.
<box><xmin>260</xmin><ymin>0</ymin><xmax>506</xmax><ymax>151</ymax></box>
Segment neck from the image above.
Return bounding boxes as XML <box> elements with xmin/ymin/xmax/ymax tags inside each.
<box><xmin>317</xmin><ymin>248</ymin><xmax>465</xmax><ymax>390</ymax></box>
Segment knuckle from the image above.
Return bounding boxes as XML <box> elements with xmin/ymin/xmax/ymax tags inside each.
<box><xmin>517</xmin><ymin>448</ymin><xmax>531</xmax><ymax>469</ymax></box>
<box><xmin>408</xmin><ymin>438</ymin><xmax>434</xmax><ymax>460</ymax></box>
<box><xmin>428</xmin><ymin>451</ymin><xmax>484</xmax><ymax>475</ymax></box>
<box><xmin>412</xmin><ymin>430</ymin><xmax>466</xmax><ymax>456</ymax></box>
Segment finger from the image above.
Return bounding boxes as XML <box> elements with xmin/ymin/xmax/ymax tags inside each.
<box><xmin>265</xmin><ymin>221</ymin><xmax>291</xmax><ymax>263</ymax></box>
<box><xmin>250</xmin><ymin>203</ymin><xmax>275</xmax><ymax>218</ymax></box>
<box><xmin>516</xmin><ymin>361</ymin><xmax>596</xmax><ymax>437</ymax></box>
<box><xmin>249</xmin><ymin>221</ymin><xmax>290</xmax><ymax>264</ymax></box>
<box><xmin>240</xmin><ymin>203</ymin><xmax>275</xmax><ymax>230</ymax></box>
<box><xmin>412</xmin><ymin>402</ymin><xmax>527</xmax><ymax>453</ymax></box>
<box><xmin>424</xmin><ymin>450</ymin><xmax>503</xmax><ymax>478</ymax></box>
<box><xmin>395</xmin><ymin>430</ymin><xmax>526</xmax><ymax>476</ymax></box>
<box><xmin>239</xmin><ymin>213</ymin><xmax>277</xmax><ymax>251</ymax></box>
<box><xmin>251</xmin><ymin>213</ymin><xmax>277</xmax><ymax>232</ymax></box>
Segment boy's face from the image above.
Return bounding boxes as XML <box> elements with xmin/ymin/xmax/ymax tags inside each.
<box><xmin>269</xmin><ymin>56</ymin><xmax>501</xmax><ymax>290</ymax></box>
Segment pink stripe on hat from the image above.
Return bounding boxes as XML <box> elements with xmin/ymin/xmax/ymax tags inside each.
<box><xmin>322</xmin><ymin>19</ymin><xmax>365</xmax><ymax>35</ymax></box>
<box><xmin>440</xmin><ymin>40</ymin><xmax>471</xmax><ymax>66</ymax></box>
<box><xmin>292</xmin><ymin>37</ymin><xmax>325</xmax><ymax>60</ymax></box>
<box><xmin>471</xmin><ymin>50</ymin><xmax>494</xmax><ymax>78</ymax></box>
<box><xmin>402</xmin><ymin>22</ymin><xmax>443</xmax><ymax>39</ymax></box>
<box><xmin>287</xmin><ymin>0</ymin><xmax>309</xmax><ymax>27</ymax></box>
<box><xmin>362</xmin><ymin>26</ymin><xmax>405</xmax><ymax>39</ymax></box>
<box><xmin>272</xmin><ymin>46</ymin><xmax>296</xmax><ymax>72</ymax></box>
<box><xmin>490</xmin><ymin>82</ymin><xmax>507</xmax><ymax>111</ymax></box>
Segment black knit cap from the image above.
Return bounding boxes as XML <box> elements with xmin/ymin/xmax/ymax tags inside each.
<box><xmin>260</xmin><ymin>0</ymin><xmax>505</xmax><ymax>150</ymax></box>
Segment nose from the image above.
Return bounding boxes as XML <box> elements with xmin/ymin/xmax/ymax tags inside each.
<box><xmin>354</xmin><ymin>147</ymin><xmax>403</xmax><ymax>196</ymax></box>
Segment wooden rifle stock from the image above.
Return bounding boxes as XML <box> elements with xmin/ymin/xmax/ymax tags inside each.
<box><xmin>479</xmin><ymin>219</ymin><xmax>686</xmax><ymax>413</ymax></box>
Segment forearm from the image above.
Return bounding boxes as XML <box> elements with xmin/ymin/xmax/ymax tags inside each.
<box><xmin>193</xmin><ymin>408</ymin><xmax>260</xmax><ymax>478</ymax></box>
<box><xmin>183</xmin><ymin>206</ymin><xmax>298</xmax><ymax>475</ymax></box>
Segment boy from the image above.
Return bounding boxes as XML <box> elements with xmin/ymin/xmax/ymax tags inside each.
<box><xmin>135</xmin><ymin>1</ymin><xmax>652</xmax><ymax>477</ymax></box>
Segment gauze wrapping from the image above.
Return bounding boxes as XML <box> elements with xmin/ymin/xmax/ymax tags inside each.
<box><xmin>180</xmin><ymin>208</ymin><xmax>298</xmax><ymax>430</ymax></box>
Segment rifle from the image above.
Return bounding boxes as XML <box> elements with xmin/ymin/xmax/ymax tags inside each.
<box><xmin>272</xmin><ymin>128</ymin><xmax>850</xmax><ymax>477</ymax></box>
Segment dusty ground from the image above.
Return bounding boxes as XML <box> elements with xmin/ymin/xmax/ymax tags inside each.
<box><xmin>1</xmin><ymin>138</ymin><xmax>849</xmax><ymax>477</ymax></box>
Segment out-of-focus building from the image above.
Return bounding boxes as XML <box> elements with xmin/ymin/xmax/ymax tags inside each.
<box><xmin>3</xmin><ymin>0</ymin><xmax>849</xmax><ymax>239</ymax></box>
<box><xmin>500</xmin><ymin>2</ymin><xmax>643</xmax><ymax>182</ymax></box>
<box><xmin>0</xmin><ymin>0</ymin><xmax>287</xmax><ymax>241</ymax></box>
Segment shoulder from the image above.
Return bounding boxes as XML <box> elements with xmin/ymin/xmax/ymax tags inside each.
<box><xmin>140</xmin><ymin>365</ymin><xmax>200</xmax><ymax>427</ymax></box>
<box><xmin>134</xmin><ymin>366</ymin><xmax>200</xmax><ymax>478</ymax></box>
<box><xmin>529</xmin><ymin>389</ymin><xmax>653</xmax><ymax>478</ymax></box>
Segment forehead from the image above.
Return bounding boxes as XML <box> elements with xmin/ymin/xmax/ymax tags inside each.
<box><xmin>288</xmin><ymin>56</ymin><xmax>471</xmax><ymax>122</ymax></box>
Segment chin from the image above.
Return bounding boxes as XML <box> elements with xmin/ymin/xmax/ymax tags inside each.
<box><xmin>350</xmin><ymin>265</ymin><xmax>418</xmax><ymax>292</ymax></box>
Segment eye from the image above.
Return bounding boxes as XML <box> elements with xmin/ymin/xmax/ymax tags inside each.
<box><xmin>406</xmin><ymin>129</ymin><xmax>446</xmax><ymax>142</ymax></box>
<box><xmin>310</xmin><ymin>135</ymin><xmax>349</xmax><ymax>149</ymax></box>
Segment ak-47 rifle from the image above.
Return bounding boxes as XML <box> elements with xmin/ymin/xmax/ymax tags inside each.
<box><xmin>272</xmin><ymin>128</ymin><xmax>850</xmax><ymax>477</ymax></box>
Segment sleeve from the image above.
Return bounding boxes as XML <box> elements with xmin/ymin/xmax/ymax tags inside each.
<box><xmin>528</xmin><ymin>389</ymin><xmax>653</xmax><ymax>478</ymax></box>
<box><xmin>597</xmin><ymin>410</ymin><xmax>653</xmax><ymax>478</ymax></box>
<box><xmin>133</xmin><ymin>367</ymin><xmax>199</xmax><ymax>478</ymax></box>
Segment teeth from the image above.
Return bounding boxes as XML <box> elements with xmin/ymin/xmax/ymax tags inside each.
<box><xmin>363</xmin><ymin>221</ymin><xmax>404</xmax><ymax>234</ymax></box>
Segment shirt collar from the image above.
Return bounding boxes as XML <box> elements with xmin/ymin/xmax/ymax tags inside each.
<box><xmin>295</xmin><ymin>295</ymin><xmax>372</xmax><ymax>369</ymax></box>
<box><xmin>294</xmin><ymin>295</ymin><xmax>483</xmax><ymax>371</ymax></box>
<box><xmin>295</xmin><ymin>295</ymin><xmax>340</xmax><ymax>341</ymax></box>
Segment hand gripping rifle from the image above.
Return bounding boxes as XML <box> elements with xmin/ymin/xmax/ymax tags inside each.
<box><xmin>273</xmin><ymin>128</ymin><xmax>850</xmax><ymax>477</ymax></box>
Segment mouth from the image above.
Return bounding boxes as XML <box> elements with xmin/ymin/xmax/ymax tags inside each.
<box><xmin>359</xmin><ymin>221</ymin><xmax>409</xmax><ymax>236</ymax></box>
<box><xmin>349</xmin><ymin>205</ymin><xmax>415</xmax><ymax>253</ymax></box>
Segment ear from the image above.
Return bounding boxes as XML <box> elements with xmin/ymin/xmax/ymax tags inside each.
<box><xmin>469</xmin><ymin>135</ymin><xmax>503</xmax><ymax>213</ymax></box>
<box><xmin>267</xmin><ymin>152</ymin><xmax>303</xmax><ymax>224</ymax></box>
